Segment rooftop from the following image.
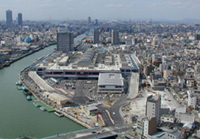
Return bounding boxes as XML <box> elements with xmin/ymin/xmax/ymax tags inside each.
<box><xmin>98</xmin><ymin>73</ymin><xmax>124</xmax><ymax>86</ymax></box>
<box><xmin>36</xmin><ymin>50</ymin><xmax>138</xmax><ymax>71</ymax></box>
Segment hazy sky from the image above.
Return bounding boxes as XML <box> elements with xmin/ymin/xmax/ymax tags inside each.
<box><xmin>1</xmin><ymin>0</ymin><xmax>200</xmax><ymax>21</ymax></box>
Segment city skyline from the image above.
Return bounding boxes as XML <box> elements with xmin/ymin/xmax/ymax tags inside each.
<box><xmin>0</xmin><ymin>0</ymin><xmax>200</xmax><ymax>22</ymax></box>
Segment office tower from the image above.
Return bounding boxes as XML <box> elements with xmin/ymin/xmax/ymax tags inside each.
<box><xmin>94</xmin><ymin>19</ymin><xmax>98</xmax><ymax>25</ymax></box>
<box><xmin>6</xmin><ymin>10</ymin><xmax>13</xmax><ymax>28</ymax></box>
<box><xmin>88</xmin><ymin>17</ymin><xmax>91</xmax><ymax>24</ymax></box>
<box><xmin>111</xmin><ymin>30</ymin><xmax>119</xmax><ymax>45</ymax></box>
<box><xmin>57</xmin><ymin>32</ymin><xmax>74</xmax><ymax>53</ymax></box>
<box><xmin>93</xmin><ymin>29</ymin><xmax>99</xmax><ymax>44</ymax></box>
<box><xmin>18</xmin><ymin>13</ymin><xmax>23</xmax><ymax>26</ymax></box>
<box><xmin>146</xmin><ymin>95</ymin><xmax>161</xmax><ymax>125</ymax></box>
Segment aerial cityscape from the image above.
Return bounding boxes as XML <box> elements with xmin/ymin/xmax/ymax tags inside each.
<box><xmin>1</xmin><ymin>1</ymin><xmax>200</xmax><ymax>139</ymax></box>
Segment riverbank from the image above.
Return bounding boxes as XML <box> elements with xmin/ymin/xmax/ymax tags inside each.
<box><xmin>1</xmin><ymin>42</ymin><xmax>56</xmax><ymax>70</ymax></box>
<box><xmin>19</xmin><ymin>68</ymin><xmax>92</xmax><ymax>129</ymax></box>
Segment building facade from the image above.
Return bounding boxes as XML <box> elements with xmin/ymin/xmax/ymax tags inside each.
<box><xmin>18</xmin><ymin>13</ymin><xmax>23</xmax><ymax>26</ymax></box>
<box><xmin>98</xmin><ymin>73</ymin><xmax>124</xmax><ymax>94</ymax></box>
<box><xmin>187</xmin><ymin>90</ymin><xmax>199</xmax><ymax>108</ymax></box>
<box><xmin>57</xmin><ymin>32</ymin><xmax>74</xmax><ymax>53</ymax></box>
<box><xmin>94</xmin><ymin>19</ymin><xmax>98</xmax><ymax>25</ymax></box>
<box><xmin>146</xmin><ymin>95</ymin><xmax>161</xmax><ymax>125</ymax></box>
<box><xmin>111</xmin><ymin>30</ymin><xmax>119</xmax><ymax>45</ymax></box>
<box><xmin>93</xmin><ymin>29</ymin><xmax>99</xmax><ymax>44</ymax></box>
<box><xmin>136</xmin><ymin>117</ymin><xmax>157</xmax><ymax>137</ymax></box>
<box><xmin>6</xmin><ymin>10</ymin><xmax>13</xmax><ymax>28</ymax></box>
<box><xmin>88</xmin><ymin>16</ymin><xmax>91</xmax><ymax>24</ymax></box>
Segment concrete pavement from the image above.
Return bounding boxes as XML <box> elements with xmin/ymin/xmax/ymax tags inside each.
<box><xmin>28</xmin><ymin>71</ymin><xmax>55</xmax><ymax>91</ymax></box>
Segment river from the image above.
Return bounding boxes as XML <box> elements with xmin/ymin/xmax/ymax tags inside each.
<box><xmin>0</xmin><ymin>33</ymin><xmax>88</xmax><ymax>138</ymax></box>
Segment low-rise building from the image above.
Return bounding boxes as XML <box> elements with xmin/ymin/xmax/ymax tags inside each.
<box><xmin>160</xmin><ymin>114</ymin><xmax>175</xmax><ymax>123</ymax></box>
<box><xmin>97</xmin><ymin>73</ymin><xmax>124</xmax><ymax>93</ymax></box>
<box><xmin>85</xmin><ymin>105</ymin><xmax>98</xmax><ymax>116</ymax></box>
<box><xmin>187</xmin><ymin>90</ymin><xmax>199</xmax><ymax>108</ymax></box>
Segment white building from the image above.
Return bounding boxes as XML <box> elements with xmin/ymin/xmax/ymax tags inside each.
<box><xmin>163</xmin><ymin>131</ymin><xmax>183</xmax><ymax>139</ymax></box>
<box><xmin>187</xmin><ymin>90</ymin><xmax>199</xmax><ymax>108</ymax></box>
<box><xmin>85</xmin><ymin>105</ymin><xmax>98</xmax><ymax>116</ymax></box>
<box><xmin>160</xmin><ymin>114</ymin><xmax>175</xmax><ymax>123</ymax></box>
<box><xmin>159</xmin><ymin>64</ymin><xmax>169</xmax><ymax>72</ymax></box>
<box><xmin>175</xmin><ymin>106</ymin><xmax>195</xmax><ymax>123</ymax></box>
<box><xmin>98</xmin><ymin>73</ymin><xmax>124</xmax><ymax>93</ymax></box>
<box><xmin>146</xmin><ymin>95</ymin><xmax>161</xmax><ymax>125</ymax></box>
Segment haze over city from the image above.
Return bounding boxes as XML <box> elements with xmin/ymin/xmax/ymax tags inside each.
<box><xmin>2</xmin><ymin>0</ymin><xmax>200</xmax><ymax>138</ymax></box>
<box><xmin>0</xmin><ymin>0</ymin><xmax>200</xmax><ymax>21</ymax></box>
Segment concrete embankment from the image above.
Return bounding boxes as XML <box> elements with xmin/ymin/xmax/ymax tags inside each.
<box><xmin>55</xmin><ymin>109</ymin><xmax>91</xmax><ymax>129</ymax></box>
<box><xmin>19</xmin><ymin>67</ymin><xmax>92</xmax><ymax>129</ymax></box>
<box><xmin>1</xmin><ymin>43</ymin><xmax>56</xmax><ymax>70</ymax></box>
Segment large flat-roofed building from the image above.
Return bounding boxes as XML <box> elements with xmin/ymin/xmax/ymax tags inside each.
<box><xmin>57</xmin><ymin>32</ymin><xmax>74</xmax><ymax>53</ymax></box>
<box><xmin>97</xmin><ymin>73</ymin><xmax>124</xmax><ymax>94</ymax></box>
<box><xmin>34</xmin><ymin>49</ymin><xmax>139</xmax><ymax>79</ymax></box>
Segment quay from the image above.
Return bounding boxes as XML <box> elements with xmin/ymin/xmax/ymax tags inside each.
<box><xmin>19</xmin><ymin>64</ymin><xmax>92</xmax><ymax>129</ymax></box>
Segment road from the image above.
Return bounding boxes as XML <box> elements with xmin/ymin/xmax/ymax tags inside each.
<box><xmin>127</xmin><ymin>73</ymin><xmax>139</xmax><ymax>99</ymax></box>
<box><xmin>48</xmin><ymin>124</ymin><xmax>132</xmax><ymax>139</ymax></box>
<box><xmin>164</xmin><ymin>88</ymin><xmax>181</xmax><ymax>107</ymax></box>
<box><xmin>109</xmin><ymin>93</ymin><xmax>129</xmax><ymax>125</ymax></box>
<box><xmin>98</xmin><ymin>106</ymin><xmax>114</xmax><ymax>126</ymax></box>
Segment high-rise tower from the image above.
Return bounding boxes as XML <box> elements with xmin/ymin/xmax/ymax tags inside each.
<box><xmin>111</xmin><ymin>30</ymin><xmax>119</xmax><ymax>45</ymax></box>
<box><xmin>6</xmin><ymin>10</ymin><xmax>13</xmax><ymax>28</ymax></box>
<box><xmin>146</xmin><ymin>95</ymin><xmax>161</xmax><ymax>125</ymax></box>
<box><xmin>93</xmin><ymin>29</ymin><xmax>99</xmax><ymax>44</ymax></box>
<box><xmin>57</xmin><ymin>32</ymin><xmax>74</xmax><ymax>53</ymax></box>
<box><xmin>88</xmin><ymin>17</ymin><xmax>91</xmax><ymax>24</ymax></box>
<box><xmin>18</xmin><ymin>13</ymin><xmax>23</xmax><ymax>27</ymax></box>
<box><xmin>94</xmin><ymin>19</ymin><xmax>98</xmax><ymax>26</ymax></box>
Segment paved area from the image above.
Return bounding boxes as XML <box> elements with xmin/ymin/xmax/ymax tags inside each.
<box><xmin>127</xmin><ymin>72</ymin><xmax>139</xmax><ymax>99</ymax></box>
<box><xmin>28</xmin><ymin>71</ymin><xmax>55</xmax><ymax>91</ymax></box>
<box><xmin>164</xmin><ymin>88</ymin><xmax>181</xmax><ymax>108</ymax></box>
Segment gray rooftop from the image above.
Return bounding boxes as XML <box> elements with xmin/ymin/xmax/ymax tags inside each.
<box><xmin>98</xmin><ymin>73</ymin><xmax>124</xmax><ymax>86</ymax></box>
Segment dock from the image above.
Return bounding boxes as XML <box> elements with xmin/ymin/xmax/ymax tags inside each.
<box><xmin>34</xmin><ymin>101</ymin><xmax>54</xmax><ymax>112</ymax></box>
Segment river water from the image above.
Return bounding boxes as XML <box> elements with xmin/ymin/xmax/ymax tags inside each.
<box><xmin>0</xmin><ymin>33</ymin><xmax>88</xmax><ymax>138</ymax></box>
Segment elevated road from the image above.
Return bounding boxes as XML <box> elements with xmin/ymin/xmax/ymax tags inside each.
<box><xmin>47</xmin><ymin>124</ymin><xmax>132</xmax><ymax>139</ymax></box>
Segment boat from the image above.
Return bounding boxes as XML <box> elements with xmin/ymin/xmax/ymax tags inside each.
<box><xmin>16</xmin><ymin>81</ymin><xmax>22</xmax><ymax>86</ymax></box>
<box><xmin>17</xmin><ymin>86</ymin><xmax>22</xmax><ymax>90</ymax></box>
<box><xmin>33</xmin><ymin>102</ymin><xmax>40</xmax><ymax>107</ymax></box>
<box><xmin>40</xmin><ymin>107</ymin><xmax>46</xmax><ymax>111</ymax></box>
<box><xmin>23</xmin><ymin>89</ymin><xmax>32</xmax><ymax>95</ymax></box>
<box><xmin>27</xmin><ymin>95</ymin><xmax>32</xmax><ymax>101</ymax></box>
<box><xmin>54</xmin><ymin>111</ymin><xmax>64</xmax><ymax>117</ymax></box>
